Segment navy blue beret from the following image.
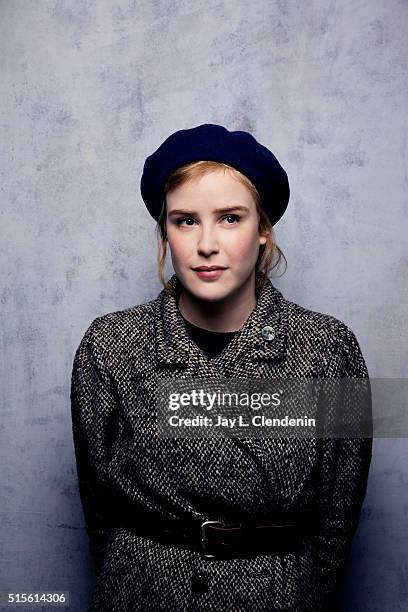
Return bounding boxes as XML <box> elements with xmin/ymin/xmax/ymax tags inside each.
<box><xmin>140</xmin><ymin>123</ymin><xmax>290</xmax><ymax>226</ymax></box>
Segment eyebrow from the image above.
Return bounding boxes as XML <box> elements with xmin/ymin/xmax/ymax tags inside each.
<box><xmin>168</xmin><ymin>205</ymin><xmax>250</xmax><ymax>216</ymax></box>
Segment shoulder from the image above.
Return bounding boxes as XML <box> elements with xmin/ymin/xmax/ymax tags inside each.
<box><xmin>284</xmin><ymin>296</ymin><xmax>354</xmax><ymax>344</ymax></box>
<box><xmin>76</xmin><ymin>297</ymin><xmax>158</xmax><ymax>358</ymax></box>
<box><xmin>280</xmin><ymin>293</ymin><xmax>367</xmax><ymax>375</ymax></box>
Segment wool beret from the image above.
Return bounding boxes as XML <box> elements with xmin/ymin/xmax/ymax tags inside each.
<box><xmin>140</xmin><ymin>123</ymin><xmax>290</xmax><ymax>226</ymax></box>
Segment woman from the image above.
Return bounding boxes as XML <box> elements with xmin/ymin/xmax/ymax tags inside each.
<box><xmin>70</xmin><ymin>124</ymin><xmax>372</xmax><ymax>611</ymax></box>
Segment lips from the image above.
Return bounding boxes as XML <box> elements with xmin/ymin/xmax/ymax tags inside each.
<box><xmin>192</xmin><ymin>266</ymin><xmax>226</xmax><ymax>271</ymax></box>
<box><xmin>192</xmin><ymin>267</ymin><xmax>227</xmax><ymax>280</ymax></box>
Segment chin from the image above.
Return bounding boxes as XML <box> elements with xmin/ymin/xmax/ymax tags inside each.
<box><xmin>189</xmin><ymin>280</ymin><xmax>238</xmax><ymax>302</ymax></box>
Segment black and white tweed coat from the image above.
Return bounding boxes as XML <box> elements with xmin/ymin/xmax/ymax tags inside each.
<box><xmin>70</xmin><ymin>273</ymin><xmax>372</xmax><ymax>612</ymax></box>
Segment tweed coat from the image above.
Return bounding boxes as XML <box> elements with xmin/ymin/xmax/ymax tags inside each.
<box><xmin>70</xmin><ymin>273</ymin><xmax>372</xmax><ymax>612</ymax></box>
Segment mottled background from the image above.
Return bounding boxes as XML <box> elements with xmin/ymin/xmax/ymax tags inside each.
<box><xmin>1</xmin><ymin>1</ymin><xmax>407</xmax><ymax>610</ymax></box>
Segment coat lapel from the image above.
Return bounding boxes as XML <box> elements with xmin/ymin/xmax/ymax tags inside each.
<box><xmin>154</xmin><ymin>274</ymin><xmax>316</xmax><ymax>510</ymax></box>
<box><xmin>154</xmin><ymin>273</ymin><xmax>288</xmax><ymax>370</ymax></box>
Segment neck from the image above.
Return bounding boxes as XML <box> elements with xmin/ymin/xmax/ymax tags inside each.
<box><xmin>177</xmin><ymin>273</ymin><xmax>258</xmax><ymax>332</ymax></box>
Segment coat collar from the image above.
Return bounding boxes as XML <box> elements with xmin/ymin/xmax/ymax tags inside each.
<box><xmin>154</xmin><ymin>273</ymin><xmax>287</xmax><ymax>368</ymax></box>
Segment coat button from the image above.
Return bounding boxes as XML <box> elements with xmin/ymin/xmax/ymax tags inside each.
<box><xmin>191</xmin><ymin>570</ymin><xmax>208</xmax><ymax>593</ymax></box>
<box><xmin>261</xmin><ymin>325</ymin><xmax>275</xmax><ymax>341</ymax></box>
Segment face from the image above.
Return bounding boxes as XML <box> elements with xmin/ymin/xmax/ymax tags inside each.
<box><xmin>165</xmin><ymin>168</ymin><xmax>267</xmax><ymax>302</ymax></box>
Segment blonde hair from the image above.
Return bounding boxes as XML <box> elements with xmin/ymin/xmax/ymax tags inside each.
<box><xmin>155</xmin><ymin>160</ymin><xmax>287</xmax><ymax>294</ymax></box>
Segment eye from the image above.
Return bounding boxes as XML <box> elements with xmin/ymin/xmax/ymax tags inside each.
<box><xmin>175</xmin><ymin>216</ymin><xmax>196</xmax><ymax>226</ymax></box>
<box><xmin>222</xmin><ymin>214</ymin><xmax>241</xmax><ymax>224</ymax></box>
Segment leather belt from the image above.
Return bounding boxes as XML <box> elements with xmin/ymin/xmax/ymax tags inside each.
<box><xmin>124</xmin><ymin>514</ymin><xmax>316</xmax><ymax>560</ymax></box>
<box><xmin>198</xmin><ymin>519</ymin><xmax>305</xmax><ymax>559</ymax></box>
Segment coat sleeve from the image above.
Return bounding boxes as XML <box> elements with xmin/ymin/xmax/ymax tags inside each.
<box><xmin>313</xmin><ymin>325</ymin><xmax>373</xmax><ymax>610</ymax></box>
<box><xmin>70</xmin><ymin>317</ymin><xmax>119</xmax><ymax>576</ymax></box>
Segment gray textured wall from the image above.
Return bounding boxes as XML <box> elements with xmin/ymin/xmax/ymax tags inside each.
<box><xmin>1</xmin><ymin>1</ymin><xmax>407</xmax><ymax>610</ymax></box>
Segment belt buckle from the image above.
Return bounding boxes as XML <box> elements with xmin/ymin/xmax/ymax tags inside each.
<box><xmin>200</xmin><ymin>520</ymin><xmax>224</xmax><ymax>559</ymax></box>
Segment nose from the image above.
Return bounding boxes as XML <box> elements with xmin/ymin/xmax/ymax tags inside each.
<box><xmin>197</xmin><ymin>224</ymin><xmax>219</xmax><ymax>256</ymax></box>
